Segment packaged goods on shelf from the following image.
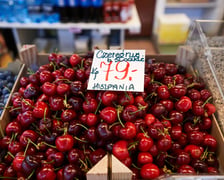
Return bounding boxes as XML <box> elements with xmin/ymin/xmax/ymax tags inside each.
<box><xmin>157</xmin><ymin>13</ymin><xmax>191</xmax><ymax>44</ymax></box>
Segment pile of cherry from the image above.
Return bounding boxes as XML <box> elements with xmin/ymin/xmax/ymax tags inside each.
<box><xmin>0</xmin><ymin>52</ymin><xmax>220</xmax><ymax>180</ymax></box>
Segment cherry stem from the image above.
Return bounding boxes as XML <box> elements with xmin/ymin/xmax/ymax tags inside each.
<box><xmin>63</xmin><ymin>123</ymin><xmax>69</xmax><ymax>135</ymax></box>
<box><xmin>129</xmin><ymin>108</ymin><xmax>144</xmax><ymax>115</ymax></box>
<box><xmin>23</xmin><ymin>140</ymin><xmax>30</xmax><ymax>156</ymax></box>
<box><xmin>50</xmin><ymin>62</ymin><xmax>57</xmax><ymax>71</ymax></box>
<box><xmin>161</xmin><ymin>115</ymin><xmax>172</xmax><ymax>121</ymax></box>
<box><xmin>54</xmin><ymin>166</ymin><xmax>64</xmax><ymax>171</ymax></box>
<box><xmin>31</xmin><ymin>123</ymin><xmax>43</xmax><ymax>136</ymax></box>
<box><xmin>132</xmin><ymin>163</ymin><xmax>141</xmax><ymax>170</ymax></box>
<box><xmin>27</xmin><ymin>169</ymin><xmax>35</xmax><ymax>180</ymax></box>
<box><xmin>9</xmin><ymin>106</ymin><xmax>22</xmax><ymax>112</ymax></box>
<box><xmin>117</xmin><ymin>105</ymin><xmax>125</xmax><ymax>128</ymax></box>
<box><xmin>79</xmin><ymin>158</ymin><xmax>88</xmax><ymax>170</ymax></box>
<box><xmin>44</xmin><ymin>159</ymin><xmax>55</xmax><ymax>164</ymax></box>
<box><xmin>63</xmin><ymin>95</ymin><xmax>71</xmax><ymax>109</ymax></box>
<box><xmin>128</xmin><ymin>141</ymin><xmax>139</xmax><ymax>150</ymax></box>
<box><xmin>109</xmin><ymin>121</ymin><xmax>121</xmax><ymax>130</ymax></box>
<box><xmin>85</xmin><ymin>156</ymin><xmax>93</xmax><ymax>168</ymax></box>
<box><xmin>79</xmin><ymin>92</ymin><xmax>88</xmax><ymax>103</ymax></box>
<box><xmin>202</xmin><ymin>96</ymin><xmax>213</xmax><ymax>107</ymax></box>
<box><xmin>89</xmin><ymin>146</ymin><xmax>95</xmax><ymax>152</ymax></box>
<box><xmin>7</xmin><ymin>151</ymin><xmax>15</xmax><ymax>159</ymax></box>
<box><xmin>152</xmin><ymin>80</ymin><xmax>163</xmax><ymax>86</ymax></box>
<box><xmin>27</xmin><ymin>68</ymin><xmax>35</xmax><ymax>75</ymax></box>
<box><xmin>74</xmin><ymin>136</ymin><xmax>88</xmax><ymax>143</ymax></box>
<box><xmin>200</xmin><ymin>147</ymin><xmax>208</xmax><ymax>160</ymax></box>
<box><xmin>44</xmin><ymin>107</ymin><xmax>47</xmax><ymax>122</ymax></box>
<box><xmin>53</xmin><ymin>78</ymin><xmax>72</xmax><ymax>84</ymax></box>
<box><xmin>76</xmin><ymin>123</ymin><xmax>88</xmax><ymax>131</ymax></box>
<box><xmin>165</xmin><ymin>160</ymin><xmax>175</xmax><ymax>170</ymax></box>
<box><xmin>94</xmin><ymin>99</ymin><xmax>102</xmax><ymax>114</ymax></box>
<box><xmin>9</xmin><ymin>133</ymin><xmax>15</xmax><ymax>144</ymax></box>
<box><xmin>80</xmin><ymin>59</ymin><xmax>84</xmax><ymax>69</ymax></box>
<box><xmin>60</xmin><ymin>63</ymin><xmax>70</xmax><ymax>69</ymax></box>
<box><xmin>41</xmin><ymin>141</ymin><xmax>56</xmax><ymax>149</ymax></box>
<box><xmin>193</xmin><ymin>116</ymin><xmax>200</xmax><ymax>125</ymax></box>
<box><xmin>144</xmin><ymin>92</ymin><xmax>157</xmax><ymax>101</ymax></box>
<box><xmin>124</xmin><ymin>92</ymin><xmax>131</xmax><ymax>100</ymax></box>
<box><xmin>22</xmin><ymin>99</ymin><xmax>35</xmax><ymax>108</ymax></box>
<box><xmin>28</xmin><ymin>138</ymin><xmax>39</xmax><ymax>149</ymax></box>
<box><xmin>140</xmin><ymin>126</ymin><xmax>149</xmax><ymax>138</ymax></box>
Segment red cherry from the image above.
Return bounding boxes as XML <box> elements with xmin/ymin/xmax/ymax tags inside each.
<box><xmin>20</xmin><ymin>77</ymin><xmax>29</xmax><ymax>87</ymax></box>
<box><xmin>100</xmin><ymin>106</ymin><xmax>117</xmax><ymax>124</ymax></box>
<box><xmin>86</xmin><ymin>113</ymin><xmax>99</xmax><ymax>127</ymax></box>
<box><xmin>192</xmin><ymin>100</ymin><xmax>205</xmax><ymax>116</ymax></box>
<box><xmin>157</xmin><ymin>85</ymin><xmax>170</xmax><ymax>100</ymax></box>
<box><xmin>175</xmin><ymin>96</ymin><xmax>192</xmax><ymax>112</ymax></box>
<box><xmin>56</xmin><ymin>134</ymin><xmax>74</xmax><ymax>152</ymax></box>
<box><xmin>56</xmin><ymin>83</ymin><xmax>70</xmax><ymax>96</ymax></box>
<box><xmin>12</xmin><ymin>153</ymin><xmax>25</xmax><ymax>172</ymax></box>
<box><xmin>64</xmin><ymin>68</ymin><xmax>75</xmax><ymax>81</ymax></box>
<box><xmin>5</xmin><ymin>121</ymin><xmax>22</xmax><ymax>136</ymax></box>
<box><xmin>61</xmin><ymin>109</ymin><xmax>77</xmax><ymax>122</ymax></box>
<box><xmin>160</xmin><ymin>99</ymin><xmax>174</xmax><ymax>112</ymax></box>
<box><xmin>188</xmin><ymin>89</ymin><xmax>201</xmax><ymax>101</ymax></box>
<box><xmin>122</xmin><ymin>105</ymin><xmax>139</xmax><ymax>122</ymax></box>
<box><xmin>178</xmin><ymin>165</ymin><xmax>196</xmax><ymax>174</ymax></box>
<box><xmin>170</xmin><ymin>84</ymin><xmax>187</xmax><ymax>98</ymax></box>
<box><xmin>39</xmin><ymin>70</ymin><xmax>53</xmax><ymax>84</ymax></box>
<box><xmin>69</xmin><ymin>54</ymin><xmax>82</xmax><ymax>67</ymax></box>
<box><xmin>119</xmin><ymin>122</ymin><xmax>137</xmax><ymax>140</ymax></box>
<box><xmin>138</xmin><ymin>152</ymin><xmax>153</xmax><ymax>165</ymax></box>
<box><xmin>33</xmin><ymin>101</ymin><xmax>50</xmax><ymax>119</ymax></box>
<box><xmin>21</xmin><ymin>99</ymin><xmax>34</xmax><ymax>112</ymax></box>
<box><xmin>37</xmin><ymin>166</ymin><xmax>56</xmax><ymax>180</ymax></box>
<box><xmin>112</xmin><ymin>140</ymin><xmax>129</xmax><ymax>161</ymax></box>
<box><xmin>42</xmin><ymin>82</ymin><xmax>57</xmax><ymax>96</ymax></box>
<box><xmin>82</xmin><ymin>98</ymin><xmax>98</xmax><ymax>113</ymax></box>
<box><xmin>140</xmin><ymin>163</ymin><xmax>160</xmax><ymax>179</ymax></box>
<box><xmin>176</xmin><ymin>151</ymin><xmax>191</xmax><ymax>165</ymax></box>
<box><xmin>203</xmin><ymin>134</ymin><xmax>217</xmax><ymax>151</ymax></box>
<box><xmin>49</xmin><ymin>96</ymin><xmax>65</xmax><ymax>111</ymax></box>
<box><xmin>138</xmin><ymin>137</ymin><xmax>154</xmax><ymax>152</ymax></box>
<box><xmin>118</xmin><ymin>92</ymin><xmax>134</xmax><ymax>106</ymax></box>
<box><xmin>157</xmin><ymin>135</ymin><xmax>172</xmax><ymax>152</ymax></box>
<box><xmin>101</xmin><ymin>91</ymin><xmax>118</xmax><ymax>106</ymax></box>
<box><xmin>165</xmin><ymin>63</ymin><xmax>177</xmax><ymax>75</ymax></box>
<box><xmin>204</xmin><ymin>103</ymin><xmax>216</xmax><ymax>116</ymax></box>
<box><xmin>144</xmin><ymin>114</ymin><xmax>156</xmax><ymax>126</ymax></box>
<box><xmin>184</xmin><ymin>144</ymin><xmax>203</xmax><ymax>159</ymax></box>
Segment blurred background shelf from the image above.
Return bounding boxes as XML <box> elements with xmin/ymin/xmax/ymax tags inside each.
<box><xmin>0</xmin><ymin>4</ymin><xmax>141</xmax><ymax>55</ymax></box>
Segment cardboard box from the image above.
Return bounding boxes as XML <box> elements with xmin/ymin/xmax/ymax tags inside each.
<box><xmin>1</xmin><ymin>46</ymin><xmax>224</xmax><ymax>179</ymax></box>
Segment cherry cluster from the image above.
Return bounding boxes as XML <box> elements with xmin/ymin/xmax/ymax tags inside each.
<box><xmin>0</xmin><ymin>52</ymin><xmax>219</xmax><ymax>179</ymax></box>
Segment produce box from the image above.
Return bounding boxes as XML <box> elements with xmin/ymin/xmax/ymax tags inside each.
<box><xmin>0</xmin><ymin>60</ymin><xmax>25</xmax><ymax>135</ymax></box>
<box><xmin>0</xmin><ymin>45</ymin><xmax>224</xmax><ymax>179</ymax></box>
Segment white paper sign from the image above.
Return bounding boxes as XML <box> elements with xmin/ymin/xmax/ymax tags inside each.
<box><xmin>87</xmin><ymin>49</ymin><xmax>145</xmax><ymax>92</ymax></box>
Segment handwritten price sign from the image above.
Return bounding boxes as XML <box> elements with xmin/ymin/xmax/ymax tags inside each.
<box><xmin>87</xmin><ymin>49</ymin><xmax>145</xmax><ymax>92</ymax></box>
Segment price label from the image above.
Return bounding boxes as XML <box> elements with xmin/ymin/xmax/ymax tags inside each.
<box><xmin>87</xmin><ymin>49</ymin><xmax>145</xmax><ymax>92</ymax></box>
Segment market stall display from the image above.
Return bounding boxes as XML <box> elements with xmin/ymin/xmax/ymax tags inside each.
<box><xmin>0</xmin><ymin>45</ymin><xmax>223</xmax><ymax>179</ymax></box>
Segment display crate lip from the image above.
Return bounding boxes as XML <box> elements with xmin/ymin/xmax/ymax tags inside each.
<box><xmin>1</xmin><ymin>50</ymin><xmax>224</xmax><ymax>179</ymax></box>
